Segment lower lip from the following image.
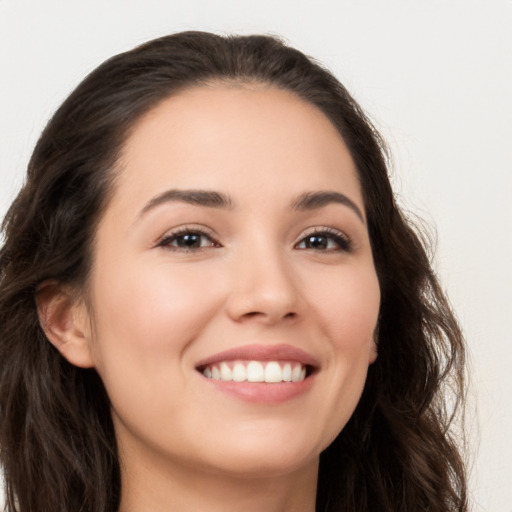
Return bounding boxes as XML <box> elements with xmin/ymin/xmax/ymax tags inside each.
<box><xmin>200</xmin><ymin>374</ymin><xmax>315</xmax><ymax>404</ymax></box>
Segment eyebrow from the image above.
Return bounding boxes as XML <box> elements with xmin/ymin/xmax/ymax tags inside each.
<box><xmin>292</xmin><ymin>191</ymin><xmax>365</xmax><ymax>222</ymax></box>
<box><xmin>138</xmin><ymin>188</ymin><xmax>364</xmax><ymax>223</ymax></box>
<box><xmin>139</xmin><ymin>189</ymin><xmax>233</xmax><ymax>217</ymax></box>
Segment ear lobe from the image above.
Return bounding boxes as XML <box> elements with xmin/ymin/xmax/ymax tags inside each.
<box><xmin>368</xmin><ymin>326</ymin><xmax>379</xmax><ymax>364</ymax></box>
<box><xmin>368</xmin><ymin>340</ymin><xmax>378</xmax><ymax>364</ymax></box>
<box><xmin>36</xmin><ymin>281</ymin><xmax>95</xmax><ymax>368</ymax></box>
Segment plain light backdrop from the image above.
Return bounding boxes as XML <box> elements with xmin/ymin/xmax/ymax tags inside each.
<box><xmin>1</xmin><ymin>1</ymin><xmax>511</xmax><ymax>510</ymax></box>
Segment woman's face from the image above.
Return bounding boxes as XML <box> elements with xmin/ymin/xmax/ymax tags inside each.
<box><xmin>81</xmin><ymin>85</ymin><xmax>380</xmax><ymax>479</ymax></box>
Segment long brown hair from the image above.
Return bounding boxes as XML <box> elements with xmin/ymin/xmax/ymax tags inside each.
<box><xmin>0</xmin><ymin>31</ymin><xmax>467</xmax><ymax>511</ymax></box>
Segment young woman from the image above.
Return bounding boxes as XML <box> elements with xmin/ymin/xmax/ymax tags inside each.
<box><xmin>0</xmin><ymin>31</ymin><xmax>467</xmax><ymax>511</ymax></box>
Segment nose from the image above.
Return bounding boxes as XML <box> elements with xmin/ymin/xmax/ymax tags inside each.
<box><xmin>225</xmin><ymin>243</ymin><xmax>301</xmax><ymax>325</ymax></box>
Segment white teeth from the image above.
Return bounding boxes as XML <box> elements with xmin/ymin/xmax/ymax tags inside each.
<box><xmin>247</xmin><ymin>361</ymin><xmax>265</xmax><ymax>382</ymax></box>
<box><xmin>291</xmin><ymin>364</ymin><xmax>302</xmax><ymax>382</ymax></box>
<box><xmin>265</xmin><ymin>361</ymin><xmax>282</xmax><ymax>383</ymax></box>
<box><xmin>201</xmin><ymin>360</ymin><xmax>308</xmax><ymax>383</ymax></box>
<box><xmin>282</xmin><ymin>363</ymin><xmax>292</xmax><ymax>382</ymax></box>
<box><xmin>232</xmin><ymin>362</ymin><xmax>247</xmax><ymax>382</ymax></box>
<box><xmin>220</xmin><ymin>362</ymin><xmax>232</xmax><ymax>381</ymax></box>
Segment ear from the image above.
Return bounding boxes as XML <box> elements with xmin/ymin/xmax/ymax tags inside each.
<box><xmin>368</xmin><ymin>340</ymin><xmax>378</xmax><ymax>364</ymax></box>
<box><xmin>368</xmin><ymin>326</ymin><xmax>379</xmax><ymax>364</ymax></box>
<box><xmin>36</xmin><ymin>281</ymin><xmax>95</xmax><ymax>368</ymax></box>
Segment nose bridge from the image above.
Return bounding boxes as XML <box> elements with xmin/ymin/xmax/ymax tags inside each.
<box><xmin>226</xmin><ymin>230</ymin><xmax>300</xmax><ymax>323</ymax></box>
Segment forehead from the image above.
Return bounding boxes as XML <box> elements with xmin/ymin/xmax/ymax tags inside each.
<box><xmin>114</xmin><ymin>84</ymin><xmax>362</xmax><ymax>211</ymax></box>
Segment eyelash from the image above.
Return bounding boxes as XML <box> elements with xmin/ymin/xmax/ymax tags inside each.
<box><xmin>296</xmin><ymin>227</ymin><xmax>352</xmax><ymax>252</ymax></box>
<box><xmin>157</xmin><ymin>227</ymin><xmax>352</xmax><ymax>253</ymax></box>
<box><xmin>157</xmin><ymin>226</ymin><xmax>220</xmax><ymax>251</ymax></box>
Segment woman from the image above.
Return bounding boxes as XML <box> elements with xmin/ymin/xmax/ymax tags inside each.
<box><xmin>0</xmin><ymin>31</ymin><xmax>467</xmax><ymax>511</ymax></box>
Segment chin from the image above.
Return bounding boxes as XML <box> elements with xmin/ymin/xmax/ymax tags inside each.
<box><xmin>207</xmin><ymin>450</ymin><xmax>318</xmax><ymax>479</ymax></box>
<box><xmin>194</xmin><ymin>431</ymin><xmax>324</xmax><ymax>479</ymax></box>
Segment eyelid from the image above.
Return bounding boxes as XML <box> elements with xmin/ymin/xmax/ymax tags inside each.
<box><xmin>154</xmin><ymin>224</ymin><xmax>352</xmax><ymax>252</ymax></box>
<box><xmin>156</xmin><ymin>224</ymin><xmax>221</xmax><ymax>250</ymax></box>
<box><xmin>295</xmin><ymin>226</ymin><xmax>353</xmax><ymax>252</ymax></box>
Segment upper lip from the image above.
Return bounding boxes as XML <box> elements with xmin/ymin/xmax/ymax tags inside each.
<box><xmin>195</xmin><ymin>344</ymin><xmax>320</xmax><ymax>369</ymax></box>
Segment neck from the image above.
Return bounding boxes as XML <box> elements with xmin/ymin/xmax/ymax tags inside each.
<box><xmin>118</xmin><ymin>449</ymin><xmax>318</xmax><ymax>512</ymax></box>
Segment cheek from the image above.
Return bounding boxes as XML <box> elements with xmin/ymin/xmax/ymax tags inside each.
<box><xmin>309</xmin><ymin>263</ymin><xmax>380</xmax><ymax>349</ymax></box>
<box><xmin>85</xmin><ymin>257</ymin><xmax>228</xmax><ymax>437</ymax></box>
<box><xmin>307</xmin><ymin>262</ymin><xmax>380</xmax><ymax>424</ymax></box>
<box><xmin>87</xmin><ymin>256</ymin><xmax>224</xmax><ymax>372</ymax></box>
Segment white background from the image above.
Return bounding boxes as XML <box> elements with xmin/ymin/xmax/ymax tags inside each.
<box><xmin>0</xmin><ymin>1</ymin><xmax>511</xmax><ymax>510</ymax></box>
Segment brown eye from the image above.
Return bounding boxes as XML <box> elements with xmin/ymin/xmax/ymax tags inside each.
<box><xmin>296</xmin><ymin>230</ymin><xmax>351</xmax><ymax>252</ymax></box>
<box><xmin>303</xmin><ymin>235</ymin><xmax>329</xmax><ymax>250</ymax></box>
<box><xmin>158</xmin><ymin>230</ymin><xmax>219</xmax><ymax>251</ymax></box>
<box><xmin>174</xmin><ymin>233</ymin><xmax>204</xmax><ymax>248</ymax></box>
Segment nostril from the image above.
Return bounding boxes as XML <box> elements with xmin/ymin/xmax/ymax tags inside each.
<box><xmin>242</xmin><ymin>311</ymin><xmax>296</xmax><ymax>318</ymax></box>
<box><xmin>244</xmin><ymin>311</ymin><xmax>263</xmax><ymax>318</ymax></box>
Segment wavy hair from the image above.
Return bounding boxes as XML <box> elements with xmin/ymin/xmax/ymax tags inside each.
<box><xmin>0</xmin><ymin>31</ymin><xmax>467</xmax><ymax>511</ymax></box>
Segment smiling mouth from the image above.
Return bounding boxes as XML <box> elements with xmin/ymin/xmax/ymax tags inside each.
<box><xmin>195</xmin><ymin>344</ymin><xmax>319</xmax><ymax>390</ymax></box>
<box><xmin>197</xmin><ymin>360</ymin><xmax>314</xmax><ymax>383</ymax></box>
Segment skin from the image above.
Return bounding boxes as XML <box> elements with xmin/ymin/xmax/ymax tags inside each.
<box><xmin>39</xmin><ymin>85</ymin><xmax>381</xmax><ymax>512</ymax></box>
